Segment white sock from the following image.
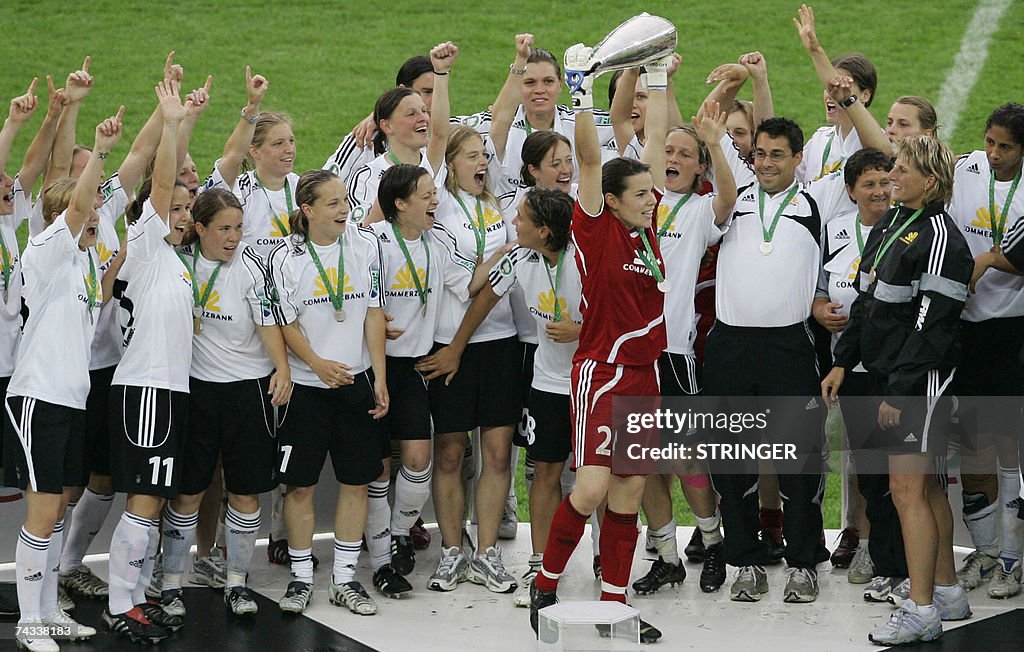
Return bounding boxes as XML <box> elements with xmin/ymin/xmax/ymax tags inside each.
<box><xmin>916</xmin><ymin>601</ymin><xmax>938</xmax><ymax>618</ymax></box>
<box><xmin>590</xmin><ymin>512</ymin><xmax>601</xmax><ymax>555</ymax></box>
<box><xmin>16</xmin><ymin>527</ymin><xmax>50</xmax><ymax>621</ymax></box>
<box><xmin>528</xmin><ymin>552</ymin><xmax>543</xmax><ymax>569</ymax></box>
<box><xmin>524</xmin><ymin>456</ymin><xmax>535</xmax><ymax>493</ymax></box>
<box><xmin>392</xmin><ymin>465</ymin><xmax>431</xmax><ymax>536</ymax></box>
<box><xmin>696</xmin><ymin>509</ymin><xmax>724</xmax><ymax>546</ymax></box>
<box><xmin>649</xmin><ymin>520</ymin><xmax>679</xmax><ymax>564</ymax></box>
<box><xmin>60</xmin><ymin>489</ymin><xmax>114</xmax><ymax>571</ymax></box>
<box><xmin>560</xmin><ymin>463</ymin><xmax>576</xmax><ymax>498</ymax></box>
<box><xmin>860</xmin><ymin>538</ymin><xmax>870</xmax><ymax>549</ymax></box>
<box><xmin>39</xmin><ymin>520</ymin><xmax>64</xmax><ymax>617</ymax></box>
<box><xmin>332</xmin><ymin>539</ymin><xmax>362</xmax><ymax>585</ymax></box>
<box><xmin>108</xmin><ymin>512</ymin><xmax>152</xmax><ymax>615</ymax></box>
<box><xmin>934</xmin><ymin>582</ymin><xmax>960</xmax><ymax>596</ymax></box>
<box><xmin>963</xmin><ymin>492</ymin><xmax>1000</xmax><ymax>557</ymax></box>
<box><xmin>61</xmin><ymin>501</ymin><xmax>76</xmax><ymax>549</ymax></box>
<box><xmin>131</xmin><ymin>522</ymin><xmax>161</xmax><ymax>606</ymax></box>
<box><xmin>999</xmin><ymin>466</ymin><xmax>1023</xmax><ymax>561</ymax></box>
<box><xmin>224</xmin><ymin>505</ymin><xmax>260</xmax><ymax>588</ymax></box>
<box><xmin>160</xmin><ymin>506</ymin><xmax>199</xmax><ymax>591</ymax></box>
<box><xmin>508</xmin><ymin>446</ymin><xmax>518</xmax><ymax>504</ymax></box>
<box><xmin>270</xmin><ymin>484</ymin><xmax>287</xmax><ymax>540</ymax></box>
<box><xmin>365</xmin><ymin>480</ymin><xmax>392</xmax><ymax>571</ymax></box>
<box><xmin>288</xmin><ymin>547</ymin><xmax>314</xmax><ymax>583</ymax></box>
<box><xmin>215</xmin><ymin>493</ymin><xmax>228</xmax><ymax>550</ymax></box>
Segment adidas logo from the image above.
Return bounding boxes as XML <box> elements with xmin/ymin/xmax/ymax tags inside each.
<box><xmin>741</xmin><ymin>193</ymin><xmax>756</xmax><ymax>202</ymax></box>
<box><xmin>805</xmin><ymin>398</ymin><xmax>819</xmax><ymax>410</ymax></box>
<box><xmin>163</xmin><ymin>529</ymin><xmax>184</xmax><ymax>540</ymax></box>
<box><xmin>129</xmin><ymin>558</ymin><xmax>144</xmax><ymax>569</ymax></box>
<box><xmin>400</xmin><ymin>510</ymin><xmax>419</xmax><ymax>517</ymax></box>
<box><xmin>835</xmin><ymin>229</ymin><xmax>850</xmax><ymax>240</ymax></box>
<box><xmin>904</xmin><ymin>433</ymin><xmax>918</xmax><ymax>443</ymax></box>
<box><xmin>380</xmin><ymin>232</ymin><xmax>390</xmax><ymax>243</ymax></box>
<box><xmin>967</xmin><ymin>163</ymin><xmax>980</xmax><ymax>174</ymax></box>
<box><xmin>372</xmin><ymin>528</ymin><xmax>392</xmax><ymax>540</ymax></box>
<box><xmin>24</xmin><ymin>572</ymin><xmax>42</xmax><ymax>582</ymax></box>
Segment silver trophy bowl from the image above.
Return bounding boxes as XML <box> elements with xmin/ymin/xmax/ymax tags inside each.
<box><xmin>589</xmin><ymin>13</ymin><xmax>677</xmax><ymax>77</ymax></box>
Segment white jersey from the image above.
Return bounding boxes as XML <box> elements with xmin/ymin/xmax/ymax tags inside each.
<box><xmin>9</xmin><ymin>213</ymin><xmax>101</xmax><ymax>409</ymax></box>
<box><xmin>657</xmin><ymin>190</ymin><xmax>726</xmax><ymax>355</ymax></box>
<box><xmin>714</xmin><ymin>132</ymin><xmax>756</xmax><ymax>191</ymax></box>
<box><xmin>90</xmin><ymin>174</ymin><xmax>130</xmax><ymax>370</ymax></box>
<box><xmin>459</xmin><ymin>105</ymin><xmax>616</xmax><ymax>194</ymax></box>
<box><xmin>949</xmin><ymin>150</ymin><xmax>1024</xmax><ymax>321</ymax></box>
<box><xmin>0</xmin><ymin>177</ymin><xmax>30</xmax><ymax>377</ymax></box>
<box><xmin>183</xmin><ymin>242</ymin><xmax>277</xmax><ymax>382</ymax></box>
<box><xmin>370</xmin><ymin>221</ymin><xmax>473</xmax><ymax>358</ymax></box>
<box><xmin>269</xmin><ymin>226</ymin><xmax>384</xmax><ymax>387</ymax></box>
<box><xmin>431</xmin><ymin>166</ymin><xmax>516</xmax><ymax>345</ymax></box>
<box><xmin>802</xmin><ymin>169</ymin><xmax>857</xmax><ymax>226</ymax></box>
<box><xmin>716</xmin><ymin>181</ymin><xmax>824</xmax><ymax>327</ymax></box>
<box><xmin>348</xmin><ymin>152</ymin><xmax>433</xmax><ymax>224</ymax></box>
<box><xmin>112</xmin><ymin>201</ymin><xmax>194</xmax><ymax>392</ymax></box>
<box><xmin>488</xmin><ymin>245</ymin><xmax>582</xmax><ymax>395</ymax></box>
<box><xmin>323</xmin><ymin>131</ymin><xmax>375</xmax><ymax>190</ymax></box>
<box><xmin>817</xmin><ymin>213</ymin><xmax>871</xmax><ymax>372</ymax></box>
<box><xmin>203</xmin><ymin>160</ymin><xmax>300</xmax><ymax>257</ymax></box>
<box><xmin>797</xmin><ymin>125</ymin><xmax>864</xmax><ymax>182</ymax></box>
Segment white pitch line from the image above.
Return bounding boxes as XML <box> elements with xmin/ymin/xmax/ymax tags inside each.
<box><xmin>935</xmin><ymin>0</ymin><xmax>1013</xmax><ymax>141</ymax></box>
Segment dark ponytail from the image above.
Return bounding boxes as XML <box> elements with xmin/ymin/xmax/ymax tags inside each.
<box><xmin>372</xmin><ymin>87</ymin><xmax>418</xmax><ymax>156</ymax></box>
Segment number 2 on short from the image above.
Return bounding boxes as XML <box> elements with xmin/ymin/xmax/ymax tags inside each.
<box><xmin>595</xmin><ymin>426</ymin><xmax>613</xmax><ymax>456</ymax></box>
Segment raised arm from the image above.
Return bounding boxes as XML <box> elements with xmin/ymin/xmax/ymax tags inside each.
<box><xmin>692</xmin><ymin>100</ymin><xmax>737</xmax><ymax>225</ymax></box>
<box><xmin>739</xmin><ymin>51</ymin><xmax>774</xmax><ymax>126</ymax></box>
<box><xmin>426</xmin><ymin>41</ymin><xmax>458</xmax><ymax>174</ymax></box>
<box><xmin>0</xmin><ymin>79</ymin><xmax>39</xmax><ymax>176</ymax></box>
<box><xmin>18</xmin><ymin>78</ymin><xmax>66</xmax><ymax>193</ymax></box>
<box><xmin>641</xmin><ymin>55</ymin><xmax>672</xmax><ymax>191</ymax></box>
<box><xmin>565</xmin><ymin>44</ymin><xmax>602</xmax><ymax>214</ymax></box>
<box><xmin>489</xmin><ymin>34</ymin><xmax>533</xmax><ymax>162</ymax></box>
<box><xmin>703</xmin><ymin>62</ymin><xmax>748</xmax><ymax>114</ymax></box>
<box><xmin>825</xmin><ymin>75</ymin><xmax>892</xmax><ymax>157</ymax></box>
<box><xmin>610</xmin><ymin>67</ymin><xmax>640</xmax><ymax>155</ymax></box>
<box><xmin>70</xmin><ymin>107</ymin><xmax>123</xmax><ymax>236</ymax></box>
<box><xmin>152</xmin><ymin>80</ymin><xmax>189</xmax><ymax>222</ymax></box>
<box><xmin>664</xmin><ymin>53</ymin><xmax>684</xmax><ymax>129</ymax></box>
<box><xmin>45</xmin><ymin>57</ymin><xmax>92</xmax><ymax>187</ymax></box>
<box><xmin>793</xmin><ymin>5</ymin><xmax>840</xmax><ymax>90</ymax></box>
<box><xmin>216</xmin><ymin>66</ymin><xmax>267</xmax><ymax>190</ymax></box>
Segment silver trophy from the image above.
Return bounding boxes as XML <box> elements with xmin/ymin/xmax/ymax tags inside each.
<box><xmin>588</xmin><ymin>13</ymin><xmax>677</xmax><ymax>77</ymax></box>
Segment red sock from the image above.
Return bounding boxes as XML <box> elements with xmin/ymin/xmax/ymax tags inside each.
<box><xmin>536</xmin><ymin>496</ymin><xmax>588</xmax><ymax>592</ymax></box>
<box><xmin>759</xmin><ymin>507</ymin><xmax>783</xmax><ymax>531</ymax></box>
<box><xmin>598</xmin><ymin>508</ymin><xmax>639</xmax><ymax>603</ymax></box>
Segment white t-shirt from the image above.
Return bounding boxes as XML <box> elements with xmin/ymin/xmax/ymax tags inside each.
<box><xmin>203</xmin><ymin>161</ymin><xmax>300</xmax><ymax>257</ymax></box>
<box><xmin>9</xmin><ymin>213</ymin><xmax>101</xmax><ymax>408</ymax></box>
<box><xmin>817</xmin><ymin>212</ymin><xmax>871</xmax><ymax>372</ymax></box>
<box><xmin>798</xmin><ymin>125</ymin><xmax>865</xmax><ymax>182</ymax></box>
<box><xmin>657</xmin><ymin>190</ymin><xmax>726</xmax><ymax>355</ymax></box>
<box><xmin>370</xmin><ymin>221</ymin><xmax>473</xmax><ymax>358</ymax></box>
<box><xmin>0</xmin><ymin>176</ymin><xmax>30</xmax><ymax>377</ymax></box>
<box><xmin>184</xmin><ymin>242</ymin><xmax>277</xmax><ymax>382</ymax></box>
<box><xmin>323</xmin><ymin>132</ymin><xmax>375</xmax><ymax>190</ymax></box>
<box><xmin>714</xmin><ymin>132</ymin><xmax>756</xmax><ymax>191</ymax></box>
<box><xmin>948</xmin><ymin>150</ymin><xmax>1024</xmax><ymax>321</ymax></box>
<box><xmin>90</xmin><ymin>174</ymin><xmax>131</xmax><ymax>370</ymax></box>
<box><xmin>348</xmin><ymin>152</ymin><xmax>433</xmax><ymax>224</ymax></box>
<box><xmin>112</xmin><ymin>201</ymin><xmax>195</xmax><ymax>392</ymax></box>
<box><xmin>431</xmin><ymin>166</ymin><xmax>516</xmax><ymax>345</ymax></box>
<box><xmin>269</xmin><ymin>226</ymin><xmax>384</xmax><ymax>387</ymax></box>
<box><xmin>488</xmin><ymin>245</ymin><xmax>582</xmax><ymax>395</ymax></box>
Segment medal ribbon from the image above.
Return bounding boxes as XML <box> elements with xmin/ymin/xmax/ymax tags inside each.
<box><xmin>454</xmin><ymin>194</ymin><xmax>487</xmax><ymax>259</ymax></box>
<box><xmin>255</xmin><ymin>173</ymin><xmax>295</xmax><ymax>237</ymax></box>
<box><xmin>176</xmin><ymin>248</ymin><xmax>224</xmax><ymax>312</ymax></box>
<box><xmin>988</xmin><ymin>169</ymin><xmax>1022</xmax><ymax>249</ymax></box>
<box><xmin>656</xmin><ymin>192</ymin><xmax>692</xmax><ymax>244</ymax></box>
<box><xmin>307</xmin><ymin>238</ymin><xmax>345</xmax><ymax>312</ymax></box>
<box><xmin>542</xmin><ymin>248</ymin><xmax>566</xmax><ymax>321</ymax></box>
<box><xmin>757</xmin><ymin>186</ymin><xmax>800</xmax><ymax>245</ymax></box>
<box><xmin>870</xmin><ymin>206</ymin><xmax>926</xmax><ymax>279</ymax></box>
<box><xmin>391</xmin><ymin>222</ymin><xmax>430</xmax><ymax>310</ymax></box>
<box><xmin>634</xmin><ymin>228</ymin><xmax>665</xmax><ymax>284</ymax></box>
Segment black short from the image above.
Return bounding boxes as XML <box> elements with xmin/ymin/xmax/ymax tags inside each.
<box><xmin>513</xmin><ymin>343</ymin><xmax>538</xmax><ymax>448</ymax></box>
<box><xmin>428</xmin><ymin>337</ymin><xmax>523</xmax><ymax>434</ymax></box>
<box><xmin>521</xmin><ymin>388</ymin><xmax>570</xmax><ymax>463</ymax></box>
<box><xmin>871</xmin><ymin>369</ymin><xmax>955</xmax><ymax>456</ymax></box>
<box><xmin>80</xmin><ymin>365</ymin><xmax>117</xmax><ymax>482</ymax></box>
<box><xmin>384</xmin><ymin>357</ymin><xmax>431</xmax><ymax>442</ymax></box>
<box><xmin>277</xmin><ymin>373</ymin><xmax>384</xmax><ymax>487</ymax></box>
<box><xmin>109</xmin><ymin>385</ymin><xmax>189</xmax><ymax>499</ymax></box>
<box><xmin>659</xmin><ymin>351</ymin><xmax>701</xmax><ymax>396</ymax></box>
<box><xmin>179</xmin><ymin>376</ymin><xmax>279</xmax><ymax>496</ymax></box>
<box><xmin>3</xmin><ymin>395</ymin><xmax>86</xmax><ymax>493</ymax></box>
<box><xmin>952</xmin><ymin>317</ymin><xmax>1024</xmax><ymax>438</ymax></box>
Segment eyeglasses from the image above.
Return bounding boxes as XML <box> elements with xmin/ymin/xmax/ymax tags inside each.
<box><xmin>753</xmin><ymin>150</ymin><xmax>794</xmax><ymax>162</ymax></box>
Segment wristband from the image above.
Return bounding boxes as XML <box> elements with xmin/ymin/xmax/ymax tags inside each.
<box><xmin>509</xmin><ymin>63</ymin><xmax>527</xmax><ymax>75</ymax></box>
<box><xmin>839</xmin><ymin>95</ymin><xmax>858</xmax><ymax>109</ymax></box>
<box><xmin>96</xmin><ymin>151</ymin><xmax>109</xmax><ymax>160</ymax></box>
<box><xmin>433</xmin><ymin>70</ymin><xmax>449</xmax><ymax>76</ymax></box>
<box><xmin>241</xmin><ymin>107</ymin><xmax>261</xmax><ymax>125</ymax></box>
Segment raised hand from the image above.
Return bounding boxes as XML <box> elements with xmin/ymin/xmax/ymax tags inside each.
<box><xmin>185</xmin><ymin>75</ymin><xmax>214</xmax><ymax>119</ymax></box>
<box><xmin>793</xmin><ymin>4</ymin><xmax>821</xmax><ymax>53</ymax></box>
<box><xmin>94</xmin><ymin>105</ymin><xmax>125</xmax><ymax>153</ymax></box>
<box><xmin>667</xmin><ymin>52</ymin><xmax>682</xmax><ymax>79</ymax></box>
<box><xmin>563</xmin><ymin>44</ymin><xmax>595</xmax><ymax>108</ymax></box>
<box><xmin>826</xmin><ymin>75</ymin><xmax>854</xmax><ymax>105</ymax></box>
<box><xmin>246</xmin><ymin>65</ymin><xmax>268</xmax><ymax>107</ymax></box>
<box><xmin>705</xmin><ymin>62</ymin><xmax>748</xmax><ymax>86</ymax></box>
<box><xmin>646</xmin><ymin>53</ymin><xmax>674</xmax><ymax>88</ymax></box>
<box><xmin>8</xmin><ymin>78</ymin><xmax>39</xmax><ymax>124</ymax></box>
<box><xmin>430</xmin><ymin>41</ymin><xmax>459</xmax><ymax>74</ymax></box>
<box><xmin>739</xmin><ymin>51</ymin><xmax>768</xmax><ymax>81</ymax></box>
<box><xmin>691</xmin><ymin>99</ymin><xmax>727</xmax><ymax>145</ymax></box>
<box><xmin>45</xmin><ymin>76</ymin><xmax>68</xmax><ymax>115</ymax></box>
<box><xmin>65</xmin><ymin>56</ymin><xmax>93</xmax><ymax>104</ymax></box>
<box><xmin>163</xmin><ymin>51</ymin><xmax>184</xmax><ymax>84</ymax></box>
<box><xmin>155</xmin><ymin>79</ymin><xmax>190</xmax><ymax>124</ymax></box>
<box><xmin>514</xmin><ymin>33</ymin><xmax>534</xmax><ymax>62</ymax></box>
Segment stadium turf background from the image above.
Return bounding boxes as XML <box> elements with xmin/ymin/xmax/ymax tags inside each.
<box><xmin>2</xmin><ymin>0</ymin><xmax>1022</xmax><ymax>526</ymax></box>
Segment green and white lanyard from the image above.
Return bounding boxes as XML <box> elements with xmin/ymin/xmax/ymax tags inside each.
<box><xmin>656</xmin><ymin>192</ymin><xmax>692</xmax><ymax>244</ymax></box>
<box><xmin>820</xmin><ymin>130</ymin><xmax>836</xmax><ymax>176</ymax></box>
<box><xmin>255</xmin><ymin>173</ymin><xmax>294</xmax><ymax>237</ymax></box>
<box><xmin>988</xmin><ymin>168</ymin><xmax>1021</xmax><ymax>252</ymax></box>
<box><xmin>386</xmin><ymin>150</ymin><xmax>403</xmax><ymax>167</ymax></box>
<box><xmin>854</xmin><ymin>215</ymin><xmax>867</xmax><ymax>258</ymax></box>
<box><xmin>455</xmin><ymin>194</ymin><xmax>487</xmax><ymax>260</ymax></box>
<box><xmin>635</xmin><ymin>227</ymin><xmax>670</xmax><ymax>293</ymax></box>
<box><xmin>392</xmin><ymin>222</ymin><xmax>430</xmax><ymax>317</ymax></box>
<box><xmin>176</xmin><ymin>247</ymin><xmax>223</xmax><ymax>334</ymax></box>
<box><xmin>0</xmin><ymin>231</ymin><xmax>12</xmax><ymax>303</ymax></box>
<box><xmin>757</xmin><ymin>186</ymin><xmax>800</xmax><ymax>255</ymax></box>
<box><xmin>868</xmin><ymin>206</ymin><xmax>925</xmax><ymax>284</ymax></box>
<box><xmin>84</xmin><ymin>250</ymin><xmax>97</xmax><ymax>323</ymax></box>
<box><xmin>543</xmin><ymin>248</ymin><xmax>566</xmax><ymax>321</ymax></box>
<box><xmin>307</xmin><ymin>237</ymin><xmax>347</xmax><ymax>322</ymax></box>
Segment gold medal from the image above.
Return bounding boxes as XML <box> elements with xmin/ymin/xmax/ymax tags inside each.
<box><xmin>868</xmin><ymin>268</ymin><xmax>876</xmax><ymax>284</ymax></box>
<box><xmin>193</xmin><ymin>316</ymin><xmax>202</xmax><ymax>335</ymax></box>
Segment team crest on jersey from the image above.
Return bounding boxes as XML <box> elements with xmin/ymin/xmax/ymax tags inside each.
<box><xmin>535</xmin><ymin>289</ymin><xmax>567</xmax><ymax>319</ymax></box>
<box><xmin>900</xmin><ymin>232</ymin><xmax>919</xmax><ymax>245</ymax></box>
<box><xmin>350</xmin><ymin>205</ymin><xmax>367</xmax><ymax>225</ymax></box>
<box><xmin>499</xmin><ymin>257</ymin><xmax>514</xmax><ymax>277</ymax></box>
<box><xmin>392</xmin><ymin>264</ymin><xmax>427</xmax><ymax>290</ymax></box>
<box><xmin>462</xmin><ymin>114</ymin><xmax>482</xmax><ymax>128</ymax></box>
